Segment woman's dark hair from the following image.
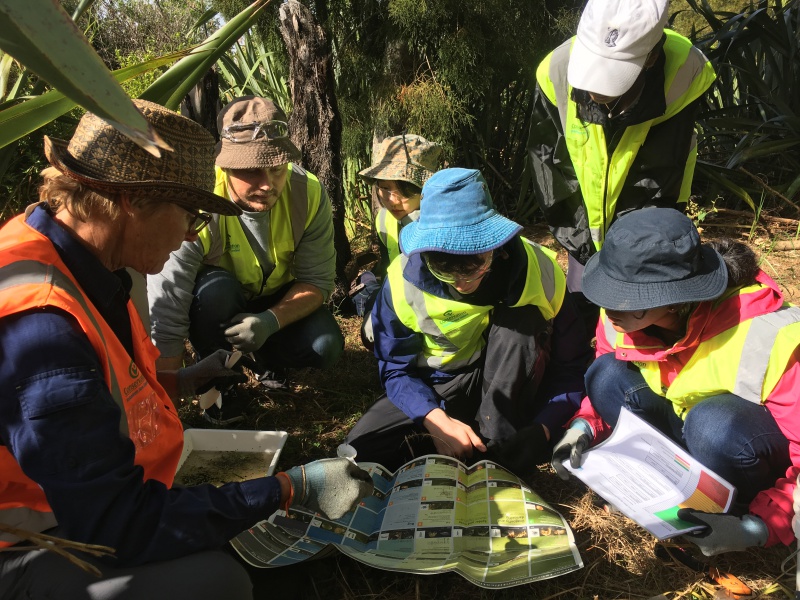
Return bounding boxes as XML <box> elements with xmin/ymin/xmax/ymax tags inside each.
<box><xmin>706</xmin><ymin>238</ymin><xmax>759</xmax><ymax>288</ymax></box>
<box><xmin>423</xmin><ymin>251</ymin><xmax>489</xmax><ymax>278</ymax></box>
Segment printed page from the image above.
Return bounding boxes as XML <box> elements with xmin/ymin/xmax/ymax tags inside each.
<box><xmin>564</xmin><ymin>409</ymin><xmax>735</xmax><ymax>540</ymax></box>
<box><xmin>231</xmin><ymin>454</ymin><xmax>582</xmax><ymax>588</ymax></box>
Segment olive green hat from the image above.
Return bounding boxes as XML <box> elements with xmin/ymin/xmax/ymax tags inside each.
<box><xmin>358</xmin><ymin>134</ymin><xmax>442</xmax><ymax>189</ymax></box>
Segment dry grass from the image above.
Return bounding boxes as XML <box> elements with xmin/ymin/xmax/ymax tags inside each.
<box><xmin>176</xmin><ymin>215</ymin><xmax>800</xmax><ymax>599</ymax></box>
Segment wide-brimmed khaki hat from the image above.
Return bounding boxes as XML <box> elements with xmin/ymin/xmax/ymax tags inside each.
<box><xmin>44</xmin><ymin>99</ymin><xmax>240</xmax><ymax>216</ymax></box>
<box><xmin>215</xmin><ymin>96</ymin><xmax>301</xmax><ymax>170</ymax></box>
<box><xmin>358</xmin><ymin>134</ymin><xmax>442</xmax><ymax>189</ymax></box>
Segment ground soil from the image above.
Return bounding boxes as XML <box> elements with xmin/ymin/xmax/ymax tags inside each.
<box><xmin>178</xmin><ymin>208</ymin><xmax>800</xmax><ymax>600</ymax></box>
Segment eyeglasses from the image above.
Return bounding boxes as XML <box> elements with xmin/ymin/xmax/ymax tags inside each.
<box><xmin>220</xmin><ymin>120</ymin><xmax>289</xmax><ymax>143</ymax></box>
<box><xmin>186</xmin><ymin>210</ymin><xmax>212</xmax><ymax>235</ymax></box>
<box><xmin>424</xmin><ymin>253</ymin><xmax>493</xmax><ymax>285</ymax></box>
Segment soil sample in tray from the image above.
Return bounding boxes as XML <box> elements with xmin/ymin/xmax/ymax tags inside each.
<box><xmin>174</xmin><ymin>451</ymin><xmax>274</xmax><ymax>487</ymax></box>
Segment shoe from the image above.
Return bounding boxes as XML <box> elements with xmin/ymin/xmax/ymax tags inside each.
<box><xmin>202</xmin><ymin>387</ymin><xmax>248</xmax><ymax>426</ymax></box>
<box><xmin>258</xmin><ymin>369</ymin><xmax>289</xmax><ymax>391</ymax></box>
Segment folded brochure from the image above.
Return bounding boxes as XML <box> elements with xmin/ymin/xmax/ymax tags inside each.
<box><xmin>231</xmin><ymin>455</ymin><xmax>582</xmax><ymax>589</ymax></box>
<box><xmin>564</xmin><ymin>408</ymin><xmax>735</xmax><ymax>540</ymax></box>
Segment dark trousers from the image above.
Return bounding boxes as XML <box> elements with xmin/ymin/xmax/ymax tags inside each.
<box><xmin>188</xmin><ymin>266</ymin><xmax>344</xmax><ymax>371</ymax></box>
<box><xmin>0</xmin><ymin>543</ymin><xmax>251</xmax><ymax>600</ymax></box>
<box><xmin>346</xmin><ymin>304</ymin><xmax>556</xmax><ymax>473</ymax></box>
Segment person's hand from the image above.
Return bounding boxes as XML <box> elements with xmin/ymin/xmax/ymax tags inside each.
<box><xmin>677</xmin><ymin>509</ymin><xmax>768</xmax><ymax>556</ymax></box>
<box><xmin>282</xmin><ymin>458</ymin><xmax>374</xmax><ymax>520</ymax></box>
<box><xmin>551</xmin><ymin>421</ymin><xmax>593</xmax><ymax>480</ymax></box>
<box><xmin>423</xmin><ymin>409</ymin><xmax>487</xmax><ymax>461</ymax></box>
<box><xmin>176</xmin><ymin>349</ymin><xmax>250</xmax><ymax>398</ymax></box>
<box><xmin>224</xmin><ymin>310</ymin><xmax>280</xmax><ymax>352</ymax></box>
<box><xmin>791</xmin><ymin>474</ymin><xmax>800</xmax><ymax>538</ymax></box>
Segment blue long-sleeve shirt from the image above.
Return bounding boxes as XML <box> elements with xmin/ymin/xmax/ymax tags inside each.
<box><xmin>371</xmin><ymin>237</ymin><xmax>590</xmax><ymax>430</ymax></box>
<box><xmin>0</xmin><ymin>205</ymin><xmax>282</xmax><ymax>566</ymax></box>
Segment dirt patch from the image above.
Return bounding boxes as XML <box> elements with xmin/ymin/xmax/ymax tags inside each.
<box><xmin>174</xmin><ymin>450</ymin><xmax>274</xmax><ymax>487</ymax></box>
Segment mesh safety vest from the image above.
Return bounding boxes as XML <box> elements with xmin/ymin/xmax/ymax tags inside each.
<box><xmin>600</xmin><ymin>285</ymin><xmax>800</xmax><ymax>418</ymax></box>
<box><xmin>536</xmin><ymin>30</ymin><xmax>716</xmax><ymax>251</ymax></box>
<box><xmin>387</xmin><ymin>238</ymin><xmax>565</xmax><ymax>371</ymax></box>
<box><xmin>0</xmin><ymin>214</ymin><xmax>183</xmax><ymax>546</ymax></box>
<box><xmin>375</xmin><ymin>207</ymin><xmax>401</xmax><ymax>262</ymax></box>
<box><xmin>201</xmin><ymin>163</ymin><xmax>321</xmax><ymax>297</ymax></box>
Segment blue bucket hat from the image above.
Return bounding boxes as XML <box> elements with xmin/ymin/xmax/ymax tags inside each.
<box><xmin>582</xmin><ymin>208</ymin><xmax>728</xmax><ymax>311</ymax></box>
<box><xmin>399</xmin><ymin>168</ymin><xmax>522</xmax><ymax>255</ymax></box>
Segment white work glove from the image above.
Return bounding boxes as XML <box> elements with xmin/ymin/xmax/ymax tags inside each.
<box><xmin>224</xmin><ymin>310</ymin><xmax>280</xmax><ymax>352</ymax></box>
<box><xmin>281</xmin><ymin>458</ymin><xmax>374</xmax><ymax>521</ymax></box>
<box><xmin>677</xmin><ymin>509</ymin><xmax>768</xmax><ymax>556</ymax></box>
<box><xmin>551</xmin><ymin>419</ymin><xmax>593</xmax><ymax>480</ymax></box>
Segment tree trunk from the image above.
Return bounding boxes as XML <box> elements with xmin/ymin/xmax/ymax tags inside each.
<box><xmin>179</xmin><ymin>68</ymin><xmax>221</xmax><ymax>141</ymax></box>
<box><xmin>278</xmin><ymin>0</ymin><xmax>351</xmax><ymax>308</ymax></box>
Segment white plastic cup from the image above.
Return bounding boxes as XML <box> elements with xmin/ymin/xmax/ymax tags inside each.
<box><xmin>337</xmin><ymin>443</ymin><xmax>357</xmax><ymax>463</ymax></box>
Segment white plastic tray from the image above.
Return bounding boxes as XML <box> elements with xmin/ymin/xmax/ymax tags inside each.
<box><xmin>176</xmin><ymin>429</ymin><xmax>288</xmax><ymax>480</ymax></box>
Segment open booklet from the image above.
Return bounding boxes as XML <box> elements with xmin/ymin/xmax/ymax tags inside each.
<box><xmin>564</xmin><ymin>409</ymin><xmax>736</xmax><ymax>540</ymax></box>
<box><xmin>231</xmin><ymin>455</ymin><xmax>583</xmax><ymax>588</ymax></box>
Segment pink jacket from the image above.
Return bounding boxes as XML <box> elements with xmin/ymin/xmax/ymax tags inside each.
<box><xmin>571</xmin><ymin>271</ymin><xmax>800</xmax><ymax>547</ymax></box>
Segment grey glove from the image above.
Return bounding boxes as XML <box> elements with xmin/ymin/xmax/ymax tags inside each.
<box><xmin>224</xmin><ymin>310</ymin><xmax>280</xmax><ymax>352</ymax></box>
<box><xmin>677</xmin><ymin>509</ymin><xmax>768</xmax><ymax>556</ymax></box>
<box><xmin>176</xmin><ymin>349</ymin><xmax>249</xmax><ymax>398</ymax></box>
<box><xmin>284</xmin><ymin>458</ymin><xmax>374</xmax><ymax>521</ymax></box>
<box><xmin>551</xmin><ymin>420</ymin><xmax>593</xmax><ymax>480</ymax></box>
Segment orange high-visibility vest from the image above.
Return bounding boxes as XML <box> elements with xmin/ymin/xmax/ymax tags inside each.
<box><xmin>0</xmin><ymin>212</ymin><xmax>184</xmax><ymax>546</ymax></box>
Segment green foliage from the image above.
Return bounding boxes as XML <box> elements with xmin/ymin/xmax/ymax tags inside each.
<box><xmin>690</xmin><ymin>0</ymin><xmax>800</xmax><ymax>216</ymax></box>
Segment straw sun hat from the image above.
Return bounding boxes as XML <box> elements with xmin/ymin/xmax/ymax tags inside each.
<box><xmin>44</xmin><ymin>99</ymin><xmax>239</xmax><ymax>216</ymax></box>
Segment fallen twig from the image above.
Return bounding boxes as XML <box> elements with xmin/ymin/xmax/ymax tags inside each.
<box><xmin>0</xmin><ymin>523</ymin><xmax>115</xmax><ymax>577</ymax></box>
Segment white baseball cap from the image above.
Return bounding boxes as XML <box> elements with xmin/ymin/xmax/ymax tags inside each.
<box><xmin>567</xmin><ymin>0</ymin><xmax>669</xmax><ymax>98</ymax></box>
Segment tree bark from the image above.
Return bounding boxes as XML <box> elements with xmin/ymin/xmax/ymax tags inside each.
<box><xmin>278</xmin><ymin>0</ymin><xmax>351</xmax><ymax>308</ymax></box>
<box><xmin>179</xmin><ymin>68</ymin><xmax>221</xmax><ymax>141</ymax></box>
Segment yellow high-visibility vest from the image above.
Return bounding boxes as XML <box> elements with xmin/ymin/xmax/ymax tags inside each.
<box><xmin>387</xmin><ymin>238</ymin><xmax>565</xmax><ymax>371</ymax></box>
<box><xmin>199</xmin><ymin>164</ymin><xmax>322</xmax><ymax>297</ymax></box>
<box><xmin>536</xmin><ymin>30</ymin><xmax>716</xmax><ymax>251</ymax></box>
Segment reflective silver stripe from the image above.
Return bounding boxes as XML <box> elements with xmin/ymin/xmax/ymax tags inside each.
<box><xmin>604</xmin><ymin>317</ymin><xmax>616</xmax><ymax>346</ymax></box>
<box><xmin>548</xmin><ymin>41</ymin><xmax>572</xmax><ymax>132</ymax></box>
<box><xmin>665</xmin><ymin>46</ymin><xmax>709</xmax><ymax>106</ymax></box>
<box><xmin>0</xmin><ymin>507</ymin><xmax>58</xmax><ymax>544</ymax></box>
<box><xmin>398</xmin><ymin>256</ymin><xmax>480</xmax><ymax>371</ymax></box>
<box><xmin>733</xmin><ymin>305</ymin><xmax>800</xmax><ymax>403</ymax></box>
<box><xmin>0</xmin><ymin>260</ymin><xmax>129</xmax><ymax>436</ymax></box>
<box><xmin>288</xmin><ymin>164</ymin><xmax>310</xmax><ymax>248</ymax></box>
<box><xmin>376</xmin><ymin>209</ymin><xmax>389</xmax><ymax>248</ymax></box>
<box><xmin>590</xmin><ymin>227</ymin><xmax>603</xmax><ymax>244</ymax></box>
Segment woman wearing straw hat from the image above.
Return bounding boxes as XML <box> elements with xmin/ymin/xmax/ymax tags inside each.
<box><xmin>551</xmin><ymin>208</ymin><xmax>800</xmax><ymax>556</ymax></box>
<box><xmin>346</xmin><ymin>167</ymin><xmax>591</xmax><ymax>474</ymax></box>
<box><xmin>0</xmin><ymin>101</ymin><xmax>373</xmax><ymax>599</ymax></box>
<box><xmin>352</xmin><ymin>134</ymin><xmax>442</xmax><ymax>349</ymax></box>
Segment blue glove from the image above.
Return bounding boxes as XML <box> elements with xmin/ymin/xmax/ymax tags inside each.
<box><xmin>284</xmin><ymin>458</ymin><xmax>374</xmax><ymax>520</ymax></box>
<box><xmin>176</xmin><ymin>349</ymin><xmax>249</xmax><ymax>398</ymax></box>
<box><xmin>224</xmin><ymin>310</ymin><xmax>280</xmax><ymax>352</ymax></box>
<box><xmin>551</xmin><ymin>419</ymin><xmax>593</xmax><ymax>480</ymax></box>
<box><xmin>677</xmin><ymin>509</ymin><xmax>768</xmax><ymax>556</ymax></box>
